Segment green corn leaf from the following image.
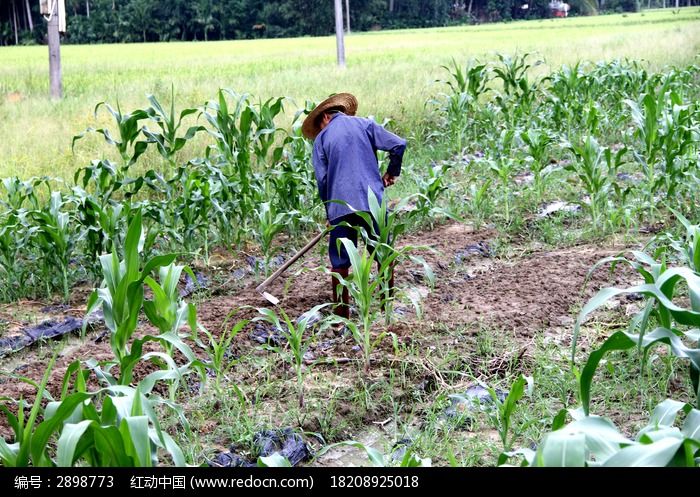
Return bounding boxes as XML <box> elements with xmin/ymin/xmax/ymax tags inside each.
<box><xmin>123</xmin><ymin>210</ymin><xmax>142</xmax><ymax>282</ymax></box>
<box><xmin>120</xmin><ymin>416</ymin><xmax>152</xmax><ymax>467</ymax></box>
<box><xmin>160</xmin><ymin>431</ymin><xmax>187</xmax><ymax>467</ymax></box>
<box><xmin>20</xmin><ymin>353</ymin><xmax>59</xmax><ymax>467</ymax></box>
<box><xmin>140</xmin><ymin>254</ymin><xmax>178</xmax><ymax>281</ymax></box>
<box><xmin>537</xmin><ymin>430</ymin><xmax>586</xmax><ymax>467</ymax></box>
<box><xmin>552</xmin><ymin>409</ymin><xmax>568</xmax><ymax>431</ymax></box>
<box><xmin>563</xmin><ymin>416</ymin><xmax>630</xmax><ymax>463</ymax></box>
<box><xmin>573</xmin><ymin>283</ymin><xmax>700</xmax><ymax>362</ymax></box>
<box><xmin>681</xmin><ymin>409</ymin><xmax>700</xmax><ymax>440</ymax></box>
<box><xmin>579</xmin><ymin>327</ymin><xmax>700</xmax><ymax>415</ymax></box>
<box><xmin>0</xmin><ymin>405</ymin><xmax>20</xmax><ymax>440</ymax></box>
<box><xmin>56</xmin><ymin>420</ymin><xmax>93</xmax><ymax>467</ymax></box>
<box><xmin>31</xmin><ymin>391</ymin><xmax>92</xmax><ymax>467</ymax></box>
<box><xmin>603</xmin><ymin>438</ymin><xmax>683</xmax><ymax>467</ymax></box>
<box><xmin>638</xmin><ymin>427</ymin><xmax>684</xmax><ymax>444</ymax></box>
<box><xmin>93</xmin><ymin>425</ymin><xmax>132</xmax><ymax>467</ymax></box>
<box><xmin>0</xmin><ymin>439</ymin><xmax>19</xmax><ymax>467</ymax></box>
<box><xmin>650</xmin><ymin>399</ymin><xmax>687</xmax><ymax>427</ymax></box>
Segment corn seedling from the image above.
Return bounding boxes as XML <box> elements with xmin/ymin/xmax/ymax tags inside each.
<box><xmin>412</xmin><ymin>162</ymin><xmax>456</xmax><ymax>229</ymax></box>
<box><xmin>465</xmin><ymin>178</ymin><xmax>493</xmax><ymax>231</ymax></box>
<box><xmin>520</xmin><ymin>128</ymin><xmax>554</xmax><ymax>200</ymax></box>
<box><xmin>564</xmin><ymin>136</ymin><xmax>625</xmax><ymax>230</ymax></box>
<box><xmin>452</xmin><ymin>375</ymin><xmax>533</xmax><ymax>461</ymax></box>
<box><xmin>253</xmin><ymin>304</ymin><xmax>329</xmax><ymax>407</ymax></box>
<box><xmin>332</xmin><ymin>238</ymin><xmax>401</xmax><ymax>372</ymax></box>
<box><xmin>85</xmin><ymin>210</ymin><xmax>202</xmax><ymax>388</ymax></box>
<box><xmin>435</xmin><ymin>58</ymin><xmax>490</xmax><ymax>150</ymax></box>
<box><xmin>255</xmin><ymin>201</ymin><xmax>293</xmax><ymax>276</ymax></box>
<box><xmin>352</xmin><ymin>189</ymin><xmax>434</xmax><ymax>325</ymax></box>
<box><xmin>574</xmin><ymin>248</ymin><xmax>700</xmax><ymax>412</ymax></box>
<box><xmin>485</xmin><ymin>128</ymin><xmax>517</xmax><ymax>225</ymax></box>
<box><xmin>142</xmin><ymin>86</ymin><xmax>205</xmax><ymax>166</ymax></box>
<box><xmin>196</xmin><ymin>318</ymin><xmax>248</xmax><ymax>392</ymax></box>
<box><xmin>73</xmin><ymin>101</ymin><xmax>150</xmax><ymax>167</ymax></box>
<box><xmin>30</xmin><ymin>191</ymin><xmax>75</xmax><ymax>301</ymax></box>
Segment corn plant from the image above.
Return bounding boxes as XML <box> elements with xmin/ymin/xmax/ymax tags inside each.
<box><xmin>451</xmin><ymin>375</ymin><xmax>533</xmax><ymax>461</ymax></box>
<box><xmin>71</xmin><ymin>187</ymin><xmax>129</xmax><ymax>276</ymax></box>
<box><xmin>142</xmin><ymin>86</ymin><xmax>205</xmax><ymax>166</ymax></box>
<box><xmin>434</xmin><ymin>58</ymin><xmax>490</xmax><ymax>150</ymax></box>
<box><xmin>254</xmin><ymin>202</ymin><xmax>292</xmax><ymax>276</ymax></box>
<box><xmin>85</xmin><ymin>210</ymin><xmax>201</xmax><ymax>388</ymax></box>
<box><xmin>485</xmin><ymin>128</ymin><xmax>517</xmax><ymax>225</ymax></box>
<box><xmin>0</xmin><ymin>356</ymin><xmax>189</xmax><ymax>467</ymax></box>
<box><xmin>573</xmin><ymin>250</ymin><xmax>700</xmax><ymax>412</ymax></box>
<box><xmin>203</xmin><ymin>89</ymin><xmax>261</xmax><ymax>230</ymax></box>
<box><xmin>253</xmin><ymin>304</ymin><xmax>329</xmax><ymax>407</ymax></box>
<box><xmin>564</xmin><ymin>136</ymin><xmax>626</xmax><ymax>230</ymax></box>
<box><xmin>657</xmin><ymin>91</ymin><xmax>697</xmax><ymax>200</ymax></box>
<box><xmin>351</xmin><ymin>189</ymin><xmax>434</xmax><ymax>324</ymax></box>
<box><xmin>252</xmin><ymin>96</ymin><xmax>286</xmax><ymax>166</ymax></box>
<box><xmin>196</xmin><ymin>318</ymin><xmax>248</xmax><ymax>392</ymax></box>
<box><xmin>333</xmin><ymin>241</ymin><xmax>384</xmax><ymax>372</ymax></box>
<box><xmin>171</xmin><ymin>163</ymin><xmax>217</xmax><ymax>260</ymax></box>
<box><xmin>412</xmin><ymin>162</ymin><xmax>456</xmax><ymax>229</ymax></box>
<box><xmin>503</xmin><ymin>400</ymin><xmax>700</xmax><ymax>467</ymax></box>
<box><xmin>544</xmin><ymin>61</ymin><xmax>593</xmax><ymax>134</ymax></box>
<box><xmin>492</xmin><ymin>52</ymin><xmax>542</xmax><ymax>125</ymax></box>
<box><xmin>194</xmin><ymin>158</ymin><xmax>244</xmax><ymax>248</ymax></box>
<box><xmin>74</xmin><ymin>159</ymin><xmax>146</xmax><ymax>204</ymax></box>
<box><xmin>332</xmin><ymin>238</ymin><xmax>404</xmax><ymax>372</ymax></box>
<box><xmin>142</xmin><ymin>263</ymin><xmax>201</xmax><ymax>398</ymax></box>
<box><xmin>465</xmin><ymin>178</ymin><xmax>493</xmax><ymax>231</ymax></box>
<box><xmin>73</xmin><ymin>101</ymin><xmax>150</xmax><ymax>167</ymax></box>
<box><xmin>269</xmin><ymin>110</ymin><xmax>319</xmax><ymax>232</ymax></box>
<box><xmin>30</xmin><ymin>191</ymin><xmax>75</xmax><ymax>300</ymax></box>
<box><xmin>1</xmin><ymin>176</ymin><xmax>45</xmax><ymax>212</ymax></box>
<box><xmin>520</xmin><ymin>128</ymin><xmax>554</xmax><ymax>200</ymax></box>
<box><xmin>623</xmin><ymin>81</ymin><xmax>695</xmax><ymax>212</ymax></box>
<box><xmin>0</xmin><ymin>212</ymin><xmax>35</xmax><ymax>301</ymax></box>
<box><xmin>663</xmin><ymin>209</ymin><xmax>700</xmax><ymax>274</ymax></box>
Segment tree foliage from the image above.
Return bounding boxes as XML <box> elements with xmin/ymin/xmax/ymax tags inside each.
<box><xmin>0</xmin><ymin>0</ymin><xmax>691</xmax><ymax>46</ymax></box>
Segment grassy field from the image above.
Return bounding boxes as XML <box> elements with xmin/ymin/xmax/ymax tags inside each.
<box><xmin>0</xmin><ymin>8</ymin><xmax>699</xmax><ymax>179</ymax></box>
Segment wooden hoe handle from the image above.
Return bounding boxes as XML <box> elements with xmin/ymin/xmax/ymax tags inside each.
<box><xmin>255</xmin><ymin>230</ymin><xmax>326</xmax><ymax>294</ymax></box>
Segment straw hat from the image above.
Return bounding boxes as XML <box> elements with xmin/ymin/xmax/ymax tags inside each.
<box><xmin>302</xmin><ymin>93</ymin><xmax>358</xmax><ymax>139</ymax></box>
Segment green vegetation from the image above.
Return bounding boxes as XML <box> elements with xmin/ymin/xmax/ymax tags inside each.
<box><xmin>2</xmin><ymin>9</ymin><xmax>700</xmax><ymax>179</ymax></box>
<box><xmin>1</xmin><ymin>10</ymin><xmax>700</xmax><ymax>467</ymax></box>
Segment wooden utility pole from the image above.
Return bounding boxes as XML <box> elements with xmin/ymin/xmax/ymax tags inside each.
<box><xmin>44</xmin><ymin>0</ymin><xmax>63</xmax><ymax>99</ymax></box>
<box><xmin>334</xmin><ymin>0</ymin><xmax>345</xmax><ymax>68</ymax></box>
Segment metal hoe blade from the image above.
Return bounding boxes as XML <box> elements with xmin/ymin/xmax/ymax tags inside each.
<box><xmin>260</xmin><ymin>291</ymin><xmax>280</xmax><ymax>306</ymax></box>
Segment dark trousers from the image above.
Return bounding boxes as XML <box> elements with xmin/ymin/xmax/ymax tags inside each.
<box><xmin>328</xmin><ymin>212</ymin><xmax>380</xmax><ymax>269</ymax></box>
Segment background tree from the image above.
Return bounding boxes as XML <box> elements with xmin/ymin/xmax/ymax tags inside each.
<box><xmin>0</xmin><ymin>0</ymin><xmax>695</xmax><ymax>46</ymax></box>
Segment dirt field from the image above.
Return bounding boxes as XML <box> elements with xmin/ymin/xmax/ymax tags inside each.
<box><xmin>0</xmin><ymin>219</ymin><xmax>638</xmax><ymax>458</ymax></box>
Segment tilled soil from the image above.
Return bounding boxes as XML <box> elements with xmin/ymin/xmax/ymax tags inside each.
<box><xmin>0</xmin><ymin>220</ymin><xmax>636</xmax><ymax>438</ymax></box>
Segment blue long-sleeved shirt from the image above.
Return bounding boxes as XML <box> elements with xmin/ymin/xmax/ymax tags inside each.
<box><xmin>312</xmin><ymin>113</ymin><xmax>407</xmax><ymax>222</ymax></box>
